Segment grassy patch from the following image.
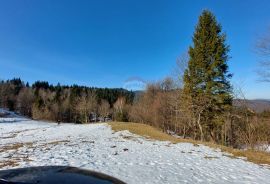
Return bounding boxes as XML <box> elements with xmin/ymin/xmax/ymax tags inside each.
<box><xmin>109</xmin><ymin>122</ymin><xmax>270</xmax><ymax>165</ymax></box>
<box><xmin>0</xmin><ymin>143</ymin><xmax>24</xmax><ymax>153</ymax></box>
<box><xmin>0</xmin><ymin>142</ymin><xmax>34</xmax><ymax>169</ymax></box>
<box><xmin>0</xmin><ymin>160</ymin><xmax>19</xmax><ymax>168</ymax></box>
<box><xmin>220</xmin><ymin>147</ymin><xmax>270</xmax><ymax>165</ymax></box>
<box><xmin>47</xmin><ymin>140</ymin><xmax>70</xmax><ymax>145</ymax></box>
<box><xmin>110</xmin><ymin>122</ymin><xmax>188</xmax><ymax>143</ymax></box>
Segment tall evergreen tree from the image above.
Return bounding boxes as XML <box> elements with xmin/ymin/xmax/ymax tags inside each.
<box><xmin>183</xmin><ymin>10</ymin><xmax>232</xmax><ymax>142</ymax></box>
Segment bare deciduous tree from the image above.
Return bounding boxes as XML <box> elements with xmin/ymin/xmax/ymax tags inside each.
<box><xmin>173</xmin><ymin>52</ymin><xmax>189</xmax><ymax>87</ymax></box>
<box><xmin>160</xmin><ymin>77</ymin><xmax>175</xmax><ymax>91</ymax></box>
<box><xmin>75</xmin><ymin>92</ymin><xmax>97</xmax><ymax>123</ymax></box>
<box><xmin>256</xmin><ymin>29</ymin><xmax>270</xmax><ymax>82</ymax></box>
<box><xmin>98</xmin><ymin>99</ymin><xmax>110</xmax><ymax>121</ymax></box>
<box><xmin>113</xmin><ymin>97</ymin><xmax>129</xmax><ymax>122</ymax></box>
<box><xmin>113</xmin><ymin>97</ymin><xmax>126</xmax><ymax>115</ymax></box>
<box><xmin>16</xmin><ymin>87</ymin><xmax>34</xmax><ymax>116</ymax></box>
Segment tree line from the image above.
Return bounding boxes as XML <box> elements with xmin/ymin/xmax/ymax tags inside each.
<box><xmin>0</xmin><ymin>78</ymin><xmax>134</xmax><ymax>123</ymax></box>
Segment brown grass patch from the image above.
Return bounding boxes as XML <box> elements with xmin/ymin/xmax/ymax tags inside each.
<box><xmin>47</xmin><ymin>140</ymin><xmax>70</xmax><ymax>145</ymax></box>
<box><xmin>0</xmin><ymin>142</ymin><xmax>34</xmax><ymax>169</ymax></box>
<box><xmin>0</xmin><ymin>143</ymin><xmax>24</xmax><ymax>153</ymax></box>
<box><xmin>0</xmin><ymin>156</ymin><xmax>33</xmax><ymax>169</ymax></box>
<box><xmin>109</xmin><ymin>122</ymin><xmax>270</xmax><ymax>165</ymax></box>
<box><xmin>110</xmin><ymin>122</ymin><xmax>187</xmax><ymax>143</ymax></box>
<box><xmin>0</xmin><ymin>160</ymin><xmax>19</xmax><ymax>168</ymax></box>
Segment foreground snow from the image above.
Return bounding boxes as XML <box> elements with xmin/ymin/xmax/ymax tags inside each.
<box><xmin>0</xmin><ymin>118</ymin><xmax>270</xmax><ymax>184</ymax></box>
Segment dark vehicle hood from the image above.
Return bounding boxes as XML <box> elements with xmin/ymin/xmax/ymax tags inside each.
<box><xmin>0</xmin><ymin>166</ymin><xmax>125</xmax><ymax>184</ymax></box>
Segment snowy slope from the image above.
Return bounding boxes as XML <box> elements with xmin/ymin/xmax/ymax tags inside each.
<box><xmin>0</xmin><ymin>118</ymin><xmax>270</xmax><ymax>184</ymax></box>
<box><xmin>0</xmin><ymin>108</ymin><xmax>28</xmax><ymax>123</ymax></box>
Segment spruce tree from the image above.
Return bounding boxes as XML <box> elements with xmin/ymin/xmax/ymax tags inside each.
<box><xmin>183</xmin><ymin>10</ymin><xmax>232</xmax><ymax>142</ymax></box>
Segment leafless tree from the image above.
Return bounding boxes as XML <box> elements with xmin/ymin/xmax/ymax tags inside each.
<box><xmin>113</xmin><ymin>97</ymin><xmax>130</xmax><ymax>122</ymax></box>
<box><xmin>75</xmin><ymin>92</ymin><xmax>97</xmax><ymax>123</ymax></box>
<box><xmin>173</xmin><ymin>52</ymin><xmax>189</xmax><ymax>87</ymax></box>
<box><xmin>113</xmin><ymin>97</ymin><xmax>126</xmax><ymax>115</ymax></box>
<box><xmin>98</xmin><ymin>99</ymin><xmax>110</xmax><ymax>121</ymax></box>
<box><xmin>16</xmin><ymin>87</ymin><xmax>34</xmax><ymax>116</ymax></box>
<box><xmin>160</xmin><ymin>77</ymin><xmax>175</xmax><ymax>91</ymax></box>
<box><xmin>256</xmin><ymin>28</ymin><xmax>270</xmax><ymax>82</ymax></box>
<box><xmin>58</xmin><ymin>89</ymin><xmax>71</xmax><ymax>122</ymax></box>
<box><xmin>31</xmin><ymin>89</ymin><xmax>54</xmax><ymax>120</ymax></box>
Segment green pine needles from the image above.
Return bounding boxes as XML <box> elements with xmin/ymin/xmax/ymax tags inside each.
<box><xmin>183</xmin><ymin>10</ymin><xmax>233</xmax><ymax>142</ymax></box>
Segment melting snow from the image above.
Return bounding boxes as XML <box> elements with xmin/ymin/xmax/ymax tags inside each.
<box><xmin>0</xmin><ymin>117</ymin><xmax>270</xmax><ymax>184</ymax></box>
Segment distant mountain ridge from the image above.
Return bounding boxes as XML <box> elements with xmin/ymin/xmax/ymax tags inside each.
<box><xmin>133</xmin><ymin>90</ymin><xmax>270</xmax><ymax>113</ymax></box>
<box><xmin>233</xmin><ymin>99</ymin><xmax>270</xmax><ymax>113</ymax></box>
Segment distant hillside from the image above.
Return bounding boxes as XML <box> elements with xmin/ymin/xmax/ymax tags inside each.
<box><xmin>233</xmin><ymin>99</ymin><xmax>270</xmax><ymax>113</ymax></box>
<box><xmin>133</xmin><ymin>90</ymin><xmax>144</xmax><ymax>101</ymax></box>
<box><xmin>133</xmin><ymin>92</ymin><xmax>270</xmax><ymax>113</ymax></box>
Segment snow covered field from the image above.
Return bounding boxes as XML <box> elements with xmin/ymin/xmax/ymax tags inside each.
<box><xmin>1</xmin><ymin>117</ymin><xmax>270</xmax><ymax>183</ymax></box>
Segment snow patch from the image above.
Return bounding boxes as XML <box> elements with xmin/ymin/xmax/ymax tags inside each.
<box><xmin>0</xmin><ymin>117</ymin><xmax>270</xmax><ymax>184</ymax></box>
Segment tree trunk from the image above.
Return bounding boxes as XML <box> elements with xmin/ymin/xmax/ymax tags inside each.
<box><xmin>197</xmin><ymin>113</ymin><xmax>204</xmax><ymax>141</ymax></box>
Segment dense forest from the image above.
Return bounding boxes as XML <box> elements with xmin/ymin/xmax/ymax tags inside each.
<box><xmin>1</xmin><ymin>10</ymin><xmax>270</xmax><ymax>151</ymax></box>
<box><xmin>0</xmin><ymin>78</ymin><xmax>134</xmax><ymax>123</ymax></box>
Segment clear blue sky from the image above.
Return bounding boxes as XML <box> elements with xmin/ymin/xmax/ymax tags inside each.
<box><xmin>0</xmin><ymin>0</ymin><xmax>270</xmax><ymax>99</ymax></box>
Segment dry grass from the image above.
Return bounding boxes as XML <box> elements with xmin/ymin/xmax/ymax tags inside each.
<box><xmin>0</xmin><ymin>160</ymin><xmax>19</xmax><ymax>168</ymax></box>
<box><xmin>0</xmin><ymin>143</ymin><xmax>25</xmax><ymax>153</ymax></box>
<box><xmin>109</xmin><ymin>122</ymin><xmax>270</xmax><ymax>165</ymax></box>
<box><xmin>217</xmin><ymin>146</ymin><xmax>270</xmax><ymax>165</ymax></box>
<box><xmin>47</xmin><ymin>140</ymin><xmax>70</xmax><ymax>145</ymax></box>
<box><xmin>0</xmin><ymin>139</ymin><xmax>73</xmax><ymax>169</ymax></box>
<box><xmin>0</xmin><ymin>142</ymin><xmax>34</xmax><ymax>169</ymax></box>
<box><xmin>110</xmin><ymin>122</ymin><xmax>187</xmax><ymax>143</ymax></box>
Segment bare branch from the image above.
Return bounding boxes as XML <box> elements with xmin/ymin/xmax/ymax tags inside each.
<box><xmin>172</xmin><ymin>52</ymin><xmax>189</xmax><ymax>87</ymax></box>
<box><xmin>256</xmin><ymin>28</ymin><xmax>270</xmax><ymax>82</ymax></box>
